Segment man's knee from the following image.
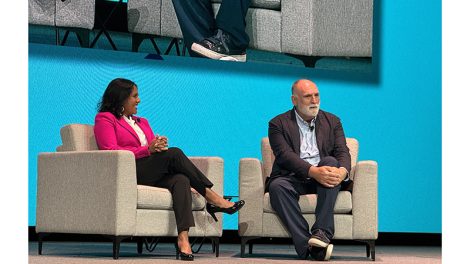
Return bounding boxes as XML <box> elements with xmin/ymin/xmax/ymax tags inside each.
<box><xmin>268</xmin><ymin>179</ymin><xmax>294</xmax><ymax>198</ymax></box>
<box><xmin>318</xmin><ymin>156</ymin><xmax>339</xmax><ymax>167</ymax></box>
<box><xmin>268</xmin><ymin>179</ymin><xmax>284</xmax><ymax>195</ymax></box>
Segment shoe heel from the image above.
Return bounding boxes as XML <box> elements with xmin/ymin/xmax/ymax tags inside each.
<box><xmin>208</xmin><ymin>211</ymin><xmax>218</xmax><ymax>222</ymax></box>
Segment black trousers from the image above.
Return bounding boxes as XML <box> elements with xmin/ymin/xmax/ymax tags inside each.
<box><xmin>268</xmin><ymin>156</ymin><xmax>341</xmax><ymax>259</ymax></box>
<box><xmin>171</xmin><ymin>0</ymin><xmax>251</xmax><ymax>55</ymax></box>
<box><xmin>136</xmin><ymin>147</ymin><xmax>213</xmax><ymax>233</ymax></box>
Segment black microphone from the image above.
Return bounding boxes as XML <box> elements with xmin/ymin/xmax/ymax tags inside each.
<box><xmin>136</xmin><ymin>117</ymin><xmax>141</xmax><ymax>123</ymax></box>
<box><xmin>309</xmin><ymin>117</ymin><xmax>316</xmax><ymax>131</ymax></box>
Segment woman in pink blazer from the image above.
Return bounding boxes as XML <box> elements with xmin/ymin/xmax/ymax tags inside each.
<box><xmin>94</xmin><ymin>78</ymin><xmax>244</xmax><ymax>261</ymax></box>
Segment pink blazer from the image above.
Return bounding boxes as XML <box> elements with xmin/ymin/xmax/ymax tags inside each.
<box><xmin>94</xmin><ymin>112</ymin><xmax>156</xmax><ymax>159</ymax></box>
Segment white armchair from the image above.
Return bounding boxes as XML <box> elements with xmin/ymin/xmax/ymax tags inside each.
<box><xmin>238</xmin><ymin>137</ymin><xmax>378</xmax><ymax>260</ymax></box>
<box><xmin>36</xmin><ymin>124</ymin><xmax>224</xmax><ymax>259</ymax></box>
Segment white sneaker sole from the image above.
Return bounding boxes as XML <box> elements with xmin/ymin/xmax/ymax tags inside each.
<box><xmin>308</xmin><ymin>237</ymin><xmax>329</xmax><ymax>248</ymax></box>
<box><xmin>191</xmin><ymin>43</ymin><xmax>246</xmax><ymax>62</ymax></box>
<box><xmin>324</xmin><ymin>244</ymin><xmax>333</xmax><ymax>261</ymax></box>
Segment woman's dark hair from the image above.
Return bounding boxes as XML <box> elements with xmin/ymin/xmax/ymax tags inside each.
<box><xmin>97</xmin><ymin>78</ymin><xmax>137</xmax><ymax>118</ymax></box>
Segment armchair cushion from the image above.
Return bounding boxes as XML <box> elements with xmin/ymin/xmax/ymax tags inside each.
<box><xmin>263</xmin><ymin>191</ymin><xmax>352</xmax><ymax>214</ymax></box>
<box><xmin>137</xmin><ymin>185</ymin><xmax>206</xmax><ymax>210</ymax></box>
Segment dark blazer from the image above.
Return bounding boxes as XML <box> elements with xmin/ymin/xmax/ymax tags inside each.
<box><xmin>266</xmin><ymin>108</ymin><xmax>351</xmax><ymax>188</ymax></box>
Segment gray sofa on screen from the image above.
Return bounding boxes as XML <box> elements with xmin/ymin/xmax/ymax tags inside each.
<box><xmin>128</xmin><ymin>0</ymin><xmax>373</xmax><ymax>66</ymax></box>
<box><xmin>29</xmin><ymin>0</ymin><xmax>95</xmax><ymax>47</ymax></box>
<box><xmin>238</xmin><ymin>137</ymin><xmax>378</xmax><ymax>260</ymax></box>
<box><xmin>36</xmin><ymin>124</ymin><xmax>223</xmax><ymax>259</ymax></box>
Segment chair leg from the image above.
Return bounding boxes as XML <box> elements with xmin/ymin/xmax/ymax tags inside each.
<box><xmin>360</xmin><ymin>240</ymin><xmax>376</xmax><ymax>261</ymax></box>
<box><xmin>112</xmin><ymin>236</ymin><xmax>128</xmax><ymax>260</ymax></box>
<box><xmin>366</xmin><ymin>242</ymin><xmax>370</xmax><ymax>258</ymax></box>
<box><xmin>136</xmin><ymin>237</ymin><xmax>143</xmax><ymax>254</ymax></box>
<box><xmin>174</xmin><ymin>241</ymin><xmax>179</xmax><ymax>260</ymax></box>
<box><xmin>75</xmin><ymin>29</ymin><xmax>90</xmax><ymax>48</ymax></box>
<box><xmin>149</xmin><ymin>38</ymin><xmax>162</xmax><ymax>55</ymax></box>
<box><xmin>182</xmin><ymin>43</ymin><xmax>187</xmax><ymax>56</ymax></box>
<box><xmin>55</xmin><ymin>28</ymin><xmax>60</xmax><ymax>45</ymax></box>
<box><xmin>131</xmin><ymin>33</ymin><xmax>145</xmax><ymax>52</ymax></box>
<box><xmin>241</xmin><ymin>237</ymin><xmax>259</xmax><ymax>258</ymax></box>
<box><xmin>164</xmin><ymin>38</ymin><xmax>178</xmax><ymax>55</ymax></box>
<box><xmin>60</xmin><ymin>30</ymin><xmax>70</xmax><ymax>46</ymax></box>
<box><xmin>212</xmin><ymin>237</ymin><xmax>220</xmax><ymax>257</ymax></box>
<box><xmin>37</xmin><ymin>233</ymin><xmax>48</xmax><ymax>255</ymax></box>
<box><xmin>368</xmin><ymin>240</ymin><xmax>376</xmax><ymax>261</ymax></box>
<box><xmin>285</xmin><ymin>54</ymin><xmax>322</xmax><ymax>68</ymax></box>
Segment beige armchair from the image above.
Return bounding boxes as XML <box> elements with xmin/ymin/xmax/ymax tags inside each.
<box><xmin>36</xmin><ymin>124</ymin><xmax>223</xmax><ymax>259</ymax></box>
<box><xmin>238</xmin><ymin>137</ymin><xmax>378</xmax><ymax>260</ymax></box>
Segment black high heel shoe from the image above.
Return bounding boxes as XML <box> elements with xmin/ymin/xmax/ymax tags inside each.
<box><xmin>206</xmin><ymin>200</ymin><xmax>245</xmax><ymax>222</ymax></box>
<box><xmin>175</xmin><ymin>247</ymin><xmax>194</xmax><ymax>261</ymax></box>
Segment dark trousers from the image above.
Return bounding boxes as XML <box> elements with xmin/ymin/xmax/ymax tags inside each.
<box><xmin>171</xmin><ymin>0</ymin><xmax>251</xmax><ymax>55</ymax></box>
<box><xmin>268</xmin><ymin>156</ymin><xmax>341</xmax><ymax>259</ymax></box>
<box><xmin>136</xmin><ymin>147</ymin><xmax>213</xmax><ymax>233</ymax></box>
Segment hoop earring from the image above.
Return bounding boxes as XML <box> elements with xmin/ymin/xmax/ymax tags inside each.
<box><xmin>120</xmin><ymin>106</ymin><xmax>124</xmax><ymax>116</ymax></box>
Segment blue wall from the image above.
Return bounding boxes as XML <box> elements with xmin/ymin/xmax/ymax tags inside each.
<box><xmin>28</xmin><ymin>0</ymin><xmax>441</xmax><ymax>233</ymax></box>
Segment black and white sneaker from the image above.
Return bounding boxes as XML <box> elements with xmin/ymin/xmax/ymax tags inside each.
<box><xmin>191</xmin><ymin>29</ymin><xmax>247</xmax><ymax>62</ymax></box>
<box><xmin>308</xmin><ymin>229</ymin><xmax>331</xmax><ymax>248</ymax></box>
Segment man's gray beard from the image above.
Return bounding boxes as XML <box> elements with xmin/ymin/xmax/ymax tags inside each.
<box><xmin>298</xmin><ymin>104</ymin><xmax>320</xmax><ymax>119</ymax></box>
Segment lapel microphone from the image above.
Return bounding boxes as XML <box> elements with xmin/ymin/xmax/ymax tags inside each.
<box><xmin>309</xmin><ymin>117</ymin><xmax>316</xmax><ymax>131</ymax></box>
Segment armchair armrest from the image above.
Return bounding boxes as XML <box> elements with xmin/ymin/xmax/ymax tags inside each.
<box><xmin>281</xmin><ymin>0</ymin><xmax>373</xmax><ymax>57</ymax></box>
<box><xmin>188</xmin><ymin>157</ymin><xmax>224</xmax><ymax>196</ymax></box>
<box><xmin>36</xmin><ymin>150</ymin><xmax>138</xmax><ymax>236</ymax></box>
<box><xmin>189</xmin><ymin>156</ymin><xmax>224</xmax><ymax>235</ymax></box>
<box><xmin>238</xmin><ymin>158</ymin><xmax>265</xmax><ymax>237</ymax></box>
<box><xmin>351</xmin><ymin>160</ymin><xmax>378</xmax><ymax>239</ymax></box>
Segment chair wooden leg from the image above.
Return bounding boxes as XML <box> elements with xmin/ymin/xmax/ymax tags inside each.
<box><xmin>131</xmin><ymin>33</ymin><xmax>145</xmax><ymax>52</ymax></box>
<box><xmin>366</xmin><ymin>242</ymin><xmax>370</xmax><ymax>258</ymax></box>
<box><xmin>361</xmin><ymin>240</ymin><xmax>376</xmax><ymax>261</ymax></box>
<box><xmin>240</xmin><ymin>237</ymin><xmax>247</xmax><ymax>258</ymax></box>
<box><xmin>369</xmin><ymin>240</ymin><xmax>376</xmax><ymax>261</ymax></box>
<box><xmin>112</xmin><ymin>236</ymin><xmax>128</xmax><ymax>259</ymax></box>
<box><xmin>37</xmin><ymin>233</ymin><xmax>48</xmax><ymax>255</ymax></box>
<box><xmin>240</xmin><ymin>237</ymin><xmax>259</xmax><ymax>258</ymax></box>
<box><xmin>136</xmin><ymin>237</ymin><xmax>143</xmax><ymax>254</ymax></box>
<box><xmin>212</xmin><ymin>237</ymin><xmax>220</xmax><ymax>257</ymax></box>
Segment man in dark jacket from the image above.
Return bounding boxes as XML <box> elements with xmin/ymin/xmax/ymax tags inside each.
<box><xmin>267</xmin><ymin>79</ymin><xmax>353</xmax><ymax>260</ymax></box>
